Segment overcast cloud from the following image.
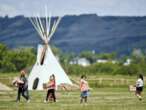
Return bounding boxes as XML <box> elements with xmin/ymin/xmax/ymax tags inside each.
<box><xmin>0</xmin><ymin>0</ymin><xmax>146</xmax><ymax>16</ymax></box>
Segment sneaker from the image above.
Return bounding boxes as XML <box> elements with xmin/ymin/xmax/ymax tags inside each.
<box><xmin>44</xmin><ymin>100</ymin><xmax>47</xmax><ymax>103</ymax></box>
<box><xmin>139</xmin><ymin>97</ymin><xmax>142</xmax><ymax>101</ymax></box>
<box><xmin>27</xmin><ymin>100</ymin><xmax>30</xmax><ymax>103</ymax></box>
<box><xmin>55</xmin><ymin>100</ymin><xmax>58</xmax><ymax>102</ymax></box>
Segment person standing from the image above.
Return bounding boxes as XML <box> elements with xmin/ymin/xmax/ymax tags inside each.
<box><xmin>80</xmin><ymin>75</ymin><xmax>89</xmax><ymax>103</ymax></box>
<box><xmin>135</xmin><ymin>74</ymin><xmax>144</xmax><ymax>101</ymax></box>
<box><xmin>44</xmin><ymin>74</ymin><xmax>56</xmax><ymax>102</ymax></box>
<box><xmin>16</xmin><ymin>70</ymin><xmax>30</xmax><ymax>102</ymax></box>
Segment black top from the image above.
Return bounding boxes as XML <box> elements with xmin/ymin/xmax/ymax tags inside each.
<box><xmin>19</xmin><ymin>76</ymin><xmax>28</xmax><ymax>89</ymax></box>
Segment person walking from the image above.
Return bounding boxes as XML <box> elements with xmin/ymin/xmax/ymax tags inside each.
<box><xmin>135</xmin><ymin>74</ymin><xmax>144</xmax><ymax>101</ymax></box>
<box><xmin>44</xmin><ymin>74</ymin><xmax>56</xmax><ymax>102</ymax></box>
<box><xmin>15</xmin><ymin>70</ymin><xmax>30</xmax><ymax>103</ymax></box>
<box><xmin>80</xmin><ymin>75</ymin><xmax>89</xmax><ymax>103</ymax></box>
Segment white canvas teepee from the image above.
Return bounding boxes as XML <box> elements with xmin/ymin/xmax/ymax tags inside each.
<box><xmin>28</xmin><ymin>12</ymin><xmax>72</xmax><ymax>90</ymax></box>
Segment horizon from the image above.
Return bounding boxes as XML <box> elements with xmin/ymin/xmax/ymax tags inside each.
<box><xmin>1</xmin><ymin>13</ymin><xmax>146</xmax><ymax>18</ymax></box>
<box><xmin>0</xmin><ymin>0</ymin><xmax>146</xmax><ymax>17</ymax></box>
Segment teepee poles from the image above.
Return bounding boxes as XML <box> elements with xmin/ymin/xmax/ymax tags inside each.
<box><xmin>29</xmin><ymin>18</ymin><xmax>44</xmax><ymax>41</ymax></box>
<box><xmin>48</xmin><ymin>17</ymin><xmax>61</xmax><ymax>41</ymax></box>
<box><xmin>29</xmin><ymin>9</ymin><xmax>62</xmax><ymax>65</ymax></box>
<box><xmin>29</xmin><ymin>13</ymin><xmax>61</xmax><ymax>44</ymax></box>
<box><xmin>45</xmin><ymin>6</ymin><xmax>49</xmax><ymax>38</ymax></box>
<box><xmin>48</xmin><ymin>13</ymin><xmax>51</xmax><ymax>37</ymax></box>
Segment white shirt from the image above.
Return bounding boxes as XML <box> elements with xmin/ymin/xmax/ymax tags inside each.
<box><xmin>136</xmin><ymin>78</ymin><xmax>144</xmax><ymax>87</ymax></box>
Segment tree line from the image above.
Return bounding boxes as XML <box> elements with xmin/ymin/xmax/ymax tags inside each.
<box><xmin>0</xmin><ymin>43</ymin><xmax>35</xmax><ymax>72</ymax></box>
<box><xmin>0</xmin><ymin>43</ymin><xmax>146</xmax><ymax>76</ymax></box>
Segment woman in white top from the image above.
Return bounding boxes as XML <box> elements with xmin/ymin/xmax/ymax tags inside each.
<box><xmin>135</xmin><ymin>74</ymin><xmax>144</xmax><ymax>101</ymax></box>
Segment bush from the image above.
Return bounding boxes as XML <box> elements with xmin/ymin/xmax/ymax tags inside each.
<box><xmin>0</xmin><ymin>43</ymin><xmax>35</xmax><ymax>72</ymax></box>
<box><xmin>113</xmin><ymin>64</ymin><xmax>138</xmax><ymax>75</ymax></box>
<box><xmin>64</xmin><ymin>62</ymin><xmax>119</xmax><ymax>75</ymax></box>
<box><xmin>64</xmin><ymin>62</ymin><xmax>146</xmax><ymax>76</ymax></box>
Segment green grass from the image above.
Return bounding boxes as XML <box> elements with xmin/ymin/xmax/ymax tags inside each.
<box><xmin>0</xmin><ymin>88</ymin><xmax>145</xmax><ymax>110</ymax></box>
<box><xmin>0</xmin><ymin>73</ymin><xmax>146</xmax><ymax>110</ymax></box>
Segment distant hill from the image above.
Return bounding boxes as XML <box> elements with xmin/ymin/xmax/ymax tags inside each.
<box><xmin>0</xmin><ymin>14</ymin><xmax>146</xmax><ymax>56</ymax></box>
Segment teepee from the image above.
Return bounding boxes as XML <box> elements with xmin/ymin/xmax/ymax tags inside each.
<box><xmin>28</xmin><ymin>12</ymin><xmax>72</xmax><ymax>90</ymax></box>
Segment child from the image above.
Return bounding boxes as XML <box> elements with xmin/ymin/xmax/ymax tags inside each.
<box><xmin>80</xmin><ymin>75</ymin><xmax>89</xmax><ymax>103</ymax></box>
<box><xmin>44</xmin><ymin>74</ymin><xmax>56</xmax><ymax>102</ymax></box>
<box><xmin>135</xmin><ymin>74</ymin><xmax>144</xmax><ymax>101</ymax></box>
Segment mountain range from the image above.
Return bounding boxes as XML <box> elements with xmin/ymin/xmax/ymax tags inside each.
<box><xmin>0</xmin><ymin>14</ymin><xmax>146</xmax><ymax>56</ymax></box>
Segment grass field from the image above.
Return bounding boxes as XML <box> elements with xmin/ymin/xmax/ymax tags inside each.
<box><xmin>0</xmin><ymin>73</ymin><xmax>145</xmax><ymax>110</ymax></box>
<box><xmin>0</xmin><ymin>88</ymin><xmax>145</xmax><ymax>110</ymax></box>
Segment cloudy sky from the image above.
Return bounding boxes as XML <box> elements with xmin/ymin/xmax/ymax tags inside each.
<box><xmin>0</xmin><ymin>0</ymin><xmax>146</xmax><ymax>17</ymax></box>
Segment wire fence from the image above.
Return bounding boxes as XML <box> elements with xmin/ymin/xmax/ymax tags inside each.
<box><xmin>0</xmin><ymin>77</ymin><xmax>145</xmax><ymax>88</ymax></box>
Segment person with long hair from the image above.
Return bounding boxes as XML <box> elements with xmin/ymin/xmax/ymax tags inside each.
<box><xmin>135</xmin><ymin>74</ymin><xmax>144</xmax><ymax>101</ymax></box>
<box><xmin>15</xmin><ymin>70</ymin><xmax>30</xmax><ymax>102</ymax></box>
<box><xmin>44</xmin><ymin>74</ymin><xmax>56</xmax><ymax>103</ymax></box>
<box><xmin>80</xmin><ymin>75</ymin><xmax>89</xmax><ymax>103</ymax></box>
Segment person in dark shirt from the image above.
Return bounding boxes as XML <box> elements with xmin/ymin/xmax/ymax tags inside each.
<box><xmin>16</xmin><ymin>70</ymin><xmax>30</xmax><ymax>103</ymax></box>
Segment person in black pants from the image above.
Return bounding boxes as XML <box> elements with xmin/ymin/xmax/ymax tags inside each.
<box><xmin>16</xmin><ymin>70</ymin><xmax>30</xmax><ymax>103</ymax></box>
<box><xmin>135</xmin><ymin>74</ymin><xmax>144</xmax><ymax>101</ymax></box>
<box><xmin>44</xmin><ymin>74</ymin><xmax>56</xmax><ymax>102</ymax></box>
<box><xmin>46</xmin><ymin>89</ymin><xmax>56</xmax><ymax>102</ymax></box>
